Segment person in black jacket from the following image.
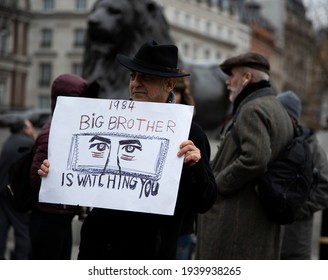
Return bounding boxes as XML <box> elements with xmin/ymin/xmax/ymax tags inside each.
<box><xmin>29</xmin><ymin>74</ymin><xmax>98</xmax><ymax>260</ymax></box>
<box><xmin>38</xmin><ymin>40</ymin><xmax>217</xmax><ymax>259</ymax></box>
<box><xmin>277</xmin><ymin>90</ymin><xmax>328</xmax><ymax>259</ymax></box>
<box><xmin>173</xmin><ymin>71</ymin><xmax>197</xmax><ymax>259</ymax></box>
<box><xmin>0</xmin><ymin>119</ymin><xmax>36</xmax><ymax>259</ymax></box>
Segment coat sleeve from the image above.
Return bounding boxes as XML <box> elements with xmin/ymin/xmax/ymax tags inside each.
<box><xmin>216</xmin><ymin>106</ymin><xmax>272</xmax><ymax>195</ymax></box>
<box><xmin>176</xmin><ymin>122</ymin><xmax>217</xmax><ymax>214</ymax></box>
<box><xmin>29</xmin><ymin>122</ymin><xmax>50</xmax><ymax>189</ymax></box>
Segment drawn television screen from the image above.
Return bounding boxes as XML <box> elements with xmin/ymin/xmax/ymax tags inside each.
<box><xmin>67</xmin><ymin>133</ymin><xmax>169</xmax><ymax>180</ymax></box>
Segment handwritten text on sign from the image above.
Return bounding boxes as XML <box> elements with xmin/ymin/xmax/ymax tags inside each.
<box><xmin>39</xmin><ymin>97</ymin><xmax>193</xmax><ymax>215</ymax></box>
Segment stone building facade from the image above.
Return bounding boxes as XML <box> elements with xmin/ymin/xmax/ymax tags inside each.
<box><xmin>153</xmin><ymin>0</ymin><xmax>251</xmax><ymax>62</ymax></box>
<box><xmin>0</xmin><ymin>0</ymin><xmax>31</xmax><ymax>109</ymax></box>
<box><xmin>25</xmin><ymin>0</ymin><xmax>96</xmax><ymax>110</ymax></box>
<box><xmin>260</xmin><ymin>0</ymin><xmax>319</xmax><ymax>128</ymax></box>
<box><xmin>0</xmin><ymin>0</ymin><xmax>326</xmax><ymax>130</ymax></box>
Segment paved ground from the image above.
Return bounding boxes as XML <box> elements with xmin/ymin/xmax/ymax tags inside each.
<box><xmin>5</xmin><ymin>217</ymin><xmax>82</xmax><ymax>260</ymax></box>
<box><xmin>5</xmin><ymin>212</ymin><xmax>323</xmax><ymax>260</ymax></box>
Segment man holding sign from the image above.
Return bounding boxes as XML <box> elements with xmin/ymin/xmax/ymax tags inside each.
<box><xmin>39</xmin><ymin>40</ymin><xmax>216</xmax><ymax>259</ymax></box>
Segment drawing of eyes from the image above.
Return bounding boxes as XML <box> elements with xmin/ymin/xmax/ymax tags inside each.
<box><xmin>119</xmin><ymin>140</ymin><xmax>142</xmax><ymax>161</ymax></box>
<box><xmin>89</xmin><ymin>135</ymin><xmax>111</xmax><ymax>158</ymax></box>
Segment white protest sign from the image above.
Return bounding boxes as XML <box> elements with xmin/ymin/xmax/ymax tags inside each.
<box><xmin>39</xmin><ymin>96</ymin><xmax>193</xmax><ymax>215</ymax></box>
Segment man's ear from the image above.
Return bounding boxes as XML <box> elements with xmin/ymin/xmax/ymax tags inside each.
<box><xmin>243</xmin><ymin>72</ymin><xmax>252</xmax><ymax>86</ymax></box>
<box><xmin>245</xmin><ymin>72</ymin><xmax>252</xmax><ymax>81</ymax></box>
<box><xmin>167</xmin><ymin>78</ymin><xmax>177</xmax><ymax>92</ymax></box>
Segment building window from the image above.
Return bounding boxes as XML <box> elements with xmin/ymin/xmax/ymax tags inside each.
<box><xmin>210</xmin><ymin>0</ymin><xmax>218</xmax><ymax>7</ymax></box>
<box><xmin>204</xmin><ymin>49</ymin><xmax>210</xmax><ymax>59</ymax></box>
<box><xmin>38</xmin><ymin>95</ymin><xmax>50</xmax><ymax>109</ymax></box>
<box><xmin>219</xmin><ymin>0</ymin><xmax>229</xmax><ymax>11</ymax></box>
<box><xmin>195</xmin><ymin>18</ymin><xmax>200</xmax><ymax>29</ymax></box>
<box><xmin>0</xmin><ymin>21</ymin><xmax>8</xmax><ymax>56</ymax></box>
<box><xmin>72</xmin><ymin>63</ymin><xmax>82</xmax><ymax>76</ymax></box>
<box><xmin>0</xmin><ymin>79</ymin><xmax>6</xmax><ymax>106</ymax></box>
<box><xmin>174</xmin><ymin>10</ymin><xmax>180</xmax><ymax>21</ymax></box>
<box><xmin>217</xmin><ymin>25</ymin><xmax>221</xmax><ymax>38</ymax></box>
<box><xmin>40</xmin><ymin>29</ymin><xmax>52</xmax><ymax>48</ymax></box>
<box><xmin>43</xmin><ymin>0</ymin><xmax>54</xmax><ymax>11</ymax></box>
<box><xmin>74</xmin><ymin>28</ymin><xmax>85</xmax><ymax>47</ymax></box>
<box><xmin>227</xmin><ymin>28</ymin><xmax>233</xmax><ymax>40</ymax></box>
<box><xmin>0</xmin><ymin>31</ymin><xmax>7</xmax><ymax>56</ymax></box>
<box><xmin>39</xmin><ymin>63</ymin><xmax>52</xmax><ymax>86</ymax></box>
<box><xmin>75</xmin><ymin>0</ymin><xmax>87</xmax><ymax>10</ymax></box>
<box><xmin>192</xmin><ymin>45</ymin><xmax>197</xmax><ymax>60</ymax></box>
<box><xmin>206</xmin><ymin>21</ymin><xmax>211</xmax><ymax>33</ymax></box>
<box><xmin>183</xmin><ymin>43</ymin><xmax>189</xmax><ymax>57</ymax></box>
<box><xmin>184</xmin><ymin>14</ymin><xmax>190</xmax><ymax>26</ymax></box>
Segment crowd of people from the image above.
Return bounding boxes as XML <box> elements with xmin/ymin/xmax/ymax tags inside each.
<box><xmin>0</xmin><ymin>119</ymin><xmax>36</xmax><ymax>259</ymax></box>
<box><xmin>1</xmin><ymin>39</ymin><xmax>328</xmax><ymax>260</ymax></box>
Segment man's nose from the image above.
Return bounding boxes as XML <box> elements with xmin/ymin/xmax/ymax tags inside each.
<box><xmin>131</xmin><ymin>78</ymin><xmax>140</xmax><ymax>87</ymax></box>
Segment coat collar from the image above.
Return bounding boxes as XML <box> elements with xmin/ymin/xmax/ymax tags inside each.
<box><xmin>232</xmin><ymin>80</ymin><xmax>272</xmax><ymax>115</ymax></box>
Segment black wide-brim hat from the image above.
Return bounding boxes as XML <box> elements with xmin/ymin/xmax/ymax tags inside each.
<box><xmin>116</xmin><ymin>40</ymin><xmax>190</xmax><ymax>78</ymax></box>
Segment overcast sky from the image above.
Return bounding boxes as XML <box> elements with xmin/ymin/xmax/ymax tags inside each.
<box><xmin>302</xmin><ymin>0</ymin><xmax>328</xmax><ymax>29</ymax></box>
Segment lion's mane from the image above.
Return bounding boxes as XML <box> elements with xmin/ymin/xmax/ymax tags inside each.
<box><xmin>82</xmin><ymin>0</ymin><xmax>174</xmax><ymax>99</ymax></box>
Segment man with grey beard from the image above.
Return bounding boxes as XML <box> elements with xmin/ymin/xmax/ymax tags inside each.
<box><xmin>196</xmin><ymin>52</ymin><xmax>294</xmax><ymax>259</ymax></box>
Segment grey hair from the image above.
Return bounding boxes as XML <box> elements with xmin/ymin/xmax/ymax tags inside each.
<box><xmin>246</xmin><ymin>67</ymin><xmax>269</xmax><ymax>82</ymax></box>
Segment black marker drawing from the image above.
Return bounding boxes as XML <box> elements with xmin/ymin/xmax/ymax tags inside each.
<box><xmin>67</xmin><ymin>132</ymin><xmax>169</xmax><ymax>181</ymax></box>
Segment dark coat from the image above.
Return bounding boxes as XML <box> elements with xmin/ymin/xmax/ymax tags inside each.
<box><xmin>281</xmin><ymin>128</ymin><xmax>328</xmax><ymax>259</ymax></box>
<box><xmin>0</xmin><ymin>132</ymin><xmax>34</xmax><ymax>197</ymax></box>
<box><xmin>29</xmin><ymin>74</ymin><xmax>94</xmax><ymax>216</ymax></box>
<box><xmin>77</xmin><ymin>121</ymin><xmax>217</xmax><ymax>260</ymax></box>
<box><xmin>297</xmin><ymin>130</ymin><xmax>328</xmax><ymax>220</ymax></box>
<box><xmin>30</xmin><ymin>120</ymin><xmax>81</xmax><ymax>215</ymax></box>
<box><xmin>196</xmin><ymin>85</ymin><xmax>294</xmax><ymax>260</ymax></box>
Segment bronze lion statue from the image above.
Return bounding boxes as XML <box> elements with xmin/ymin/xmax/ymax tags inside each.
<box><xmin>82</xmin><ymin>0</ymin><xmax>230</xmax><ymax>138</ymax></box>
